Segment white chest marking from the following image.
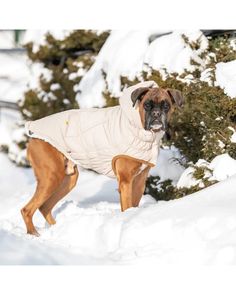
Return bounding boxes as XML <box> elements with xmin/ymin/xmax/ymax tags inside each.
<box><xmin>135</xmin><ymin>163</ymin><xmax>148</xmax><ymax>177</ymax></box>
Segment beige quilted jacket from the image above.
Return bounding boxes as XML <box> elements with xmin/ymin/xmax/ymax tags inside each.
<box><xmin>25</xmin><ymin>81</ymin><xmax>164</xmax><ymax>178</ymax></box>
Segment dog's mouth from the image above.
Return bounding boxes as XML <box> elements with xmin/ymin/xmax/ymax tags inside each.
<box><xmin>149</xmin><ymin>123</ymin><xmax>163</xmax><ymax>132</ymax></box>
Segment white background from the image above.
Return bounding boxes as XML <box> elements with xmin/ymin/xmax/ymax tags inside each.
<box><xmin>0</xmin><ymin>1</ymin><xmax>236</xmax><ymax>294</ymax></box>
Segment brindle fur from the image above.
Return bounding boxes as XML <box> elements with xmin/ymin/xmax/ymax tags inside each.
<box><xmin>138</xmin><ymin>88</ymin><xmax>174</xmax><ymax>128</ymax></box>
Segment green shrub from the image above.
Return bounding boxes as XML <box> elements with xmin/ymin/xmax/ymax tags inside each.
<box><xmin>105</xmin><ymin>34</ymin><xmax>236</xmax><ymax>200</ymax></box>
<box><xmin>20</xmin><ymin>30</ymin><xmax>109</xmax><ymax>121</ymax></box>
<box><xmin>145</xmin><ymin>164</ymin><xmax>217</xmax><ymax>202</ymax></box>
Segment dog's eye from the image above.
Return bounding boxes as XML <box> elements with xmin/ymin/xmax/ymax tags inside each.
<box><xmin>144</xmin><ymin>101</ymin><xmax>153</xmax><ymax>111</ymax></box>
<box><xmin>161</xmin><ymin>100</ymin><xmax>170</xmax><ymax>112</ymax></box>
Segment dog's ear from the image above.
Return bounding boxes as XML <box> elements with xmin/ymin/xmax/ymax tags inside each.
<box><xmin>167</xmin><ymin>89</ymin><xmax>184</xmax><ymax>108</ymax></box>
<box><xmin>131</xmin><ymin>87</ymin><xmax>149</xmax><ymax>107</ymax></box>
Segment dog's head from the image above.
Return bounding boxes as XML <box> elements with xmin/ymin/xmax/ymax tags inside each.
<box><xmin>131</xmin><ymin>87</ymin><xmax>184</xmax><ymax>133</ymax></box>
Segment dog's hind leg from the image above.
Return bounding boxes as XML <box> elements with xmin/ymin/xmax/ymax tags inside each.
<box><xmin>39</xmin><ymin>166</ymin><xmax>79</xmax><ymax>225</ymax></box>
<box><xmin>21</xmin><ymin>139</ymin><xmax>65</xmax><ymax>236</ymax></box>
<box><xmin>21</xmin><ymin>180</ymin><xmax>63</xmax><ymax>236</ymax></box>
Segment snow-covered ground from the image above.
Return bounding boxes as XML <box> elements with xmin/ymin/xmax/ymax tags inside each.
<box><xmin>1</xmin><ymin>144</ymin><xmax>236</xmax><ymax>265</ymax></box>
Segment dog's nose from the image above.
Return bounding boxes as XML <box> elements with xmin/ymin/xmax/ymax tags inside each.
<box><xmin>152</xmin><ymin>109</ymin><xmax>161</xmax><ymax>118</ymax></box>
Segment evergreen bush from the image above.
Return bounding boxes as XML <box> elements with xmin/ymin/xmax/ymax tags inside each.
<box><xmin>103</xmin><ymin>34</ymin><xmax>236</xmax><ymax>201</ymax></box>
<box><xmin>20</xmin><ymin>30</ymin><xmax>109</xmax><ymax>121</ymax></box>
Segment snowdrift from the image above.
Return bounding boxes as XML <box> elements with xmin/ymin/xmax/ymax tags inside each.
<box><xmin>1</xmin><ymin>151</ymin><xmax>236</xmax><ymax>265</ymax></box>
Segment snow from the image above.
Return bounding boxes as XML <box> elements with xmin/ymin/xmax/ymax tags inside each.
<box><xmin>231</xmin><ymin>131</ymin><xmax>236</xmax><ymax>143</ymax></box>
<box><xmin>9</xmin><ymin>31</ymin><xmax>72</xmax><ymax>104</ymax></box>
<box><xmin>150</xmin><ymin>146</ymin><xmax>184</xmax><ymax>184</ymax></box>
<box><xmin>209</xmin><ymin>154</ymin><xmax>236</xmax><ymax>181</ymax></box>
<box><xmin>177</xmin><ymin>159</ymin><xmax>210</xmax><ymax>189</ymax></box>
<box><xmin>0</xmin><ymin>110</ymin><xmax>28</xmax><ymax>165</ymax></box>
<box><xmin>76</xmin><ymin>30</ymin><xmax>208</xmax><ymax>108</ymax></box>
<box><xmin>0</xmin><ymin>32</ymin><xmax>30</xmax><ymax>103</ymax></box>
<box><xmin>76</xmin><ymin>30</ymin><xmax>166</xmax><ymax>108</ymax></box>
<box><xmin>144</xmin><ymin>30</ymin><xmax>208</xmax><ymax>74</ymax></box>
<box><xmin>0</xmin><ymin>31</ymin><xmax>25</xmax><ymax>49</ymax></box>
<box><xmin>215</xmin><ymin>60</ymin><xmax>236</xmax><ymax>98</ymax></box>
<box><xmin>230</xmin><ymin>38</ymin><xmax>236</xmax><ymax>50</ymax></box>
<box><xmin>0</xmin><ymin>109</ymin><xmax>21</xmax><ymax>147</ymax></box>
<box><xmin>23</xmin><ymin>30</ymin><xmax>73</xmax><ymax>53</ymax></box>
<box><xmin>50</xmin><ymin>83</ymin><xmax>61</xmax><ymax>91</ymax></box>
<box><xmin>0</xmin><ymin>31</ymin><xmax>13</xmax><ymax>48</ymax></box>
<box><xmin>200</xmin><ymin>68</ymin><xmax>214</xmax><ymax>85</ymax></box>
<box><xmin>177</xmin><ymin>154</ymin><xmax>236</xmax><ymax>189</ymax></box>
<box><xmin>0</xmin><ymin>53</ymin><xmax>30</xmax><ymax>103</ymax></box>
<box><xmin>1</xmin><ymin>148</ymin><xmax>236</xmax><ymax>265</ymax></box>
<box><xmin>8</xmin><ymin>141</ymin><xmax>28</xmax><ymax>165</ymax></box>
<box><xmin>69</xmin><ymin>68</ymin><xmax>86</xmax><ymax>80</ymax></box>
<box><xmin>28</xmin><ymin>62</ymin><xmax>53</xmax><ymax>89</ymax></box>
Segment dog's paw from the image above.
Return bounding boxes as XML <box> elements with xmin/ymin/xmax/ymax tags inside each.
<box><xmin>27</xmin><ymin>229</ymin><xmax>40</xmax><ymax>237</ymax></box>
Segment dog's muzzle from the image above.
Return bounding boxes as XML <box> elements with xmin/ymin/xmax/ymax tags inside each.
<box><xmin>150</xmin><ymin>122</ymin><xmax>163</xmax><ymax>132</ymax></box>
<box><xmin>149</xmin><ymin>109</ymin><xmax>167</xmax><ymax>132</ymax></box>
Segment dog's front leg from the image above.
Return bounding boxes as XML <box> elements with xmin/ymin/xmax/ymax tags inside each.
<box><xmin>118</xmin><ymin>178</ymin><xmax>133</xmax><ymax>211</ymax></box>
<box><xmin>113</xmin><ymin>156</ymin><xmax>142</xmax><ymax>212</ymax></box>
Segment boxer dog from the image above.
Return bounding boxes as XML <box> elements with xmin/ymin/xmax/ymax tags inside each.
<box><xmin>21</xmin><ymin>81</ymin><xmax>183</xmax><ymax>236</ymax></box>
